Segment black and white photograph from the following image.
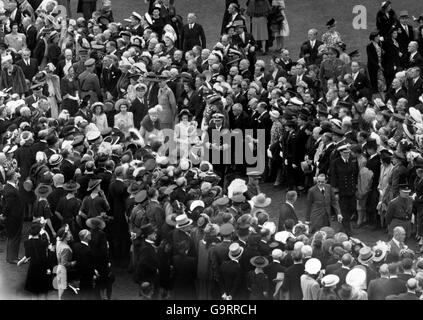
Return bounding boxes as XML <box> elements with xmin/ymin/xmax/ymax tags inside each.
<box><xmin>0</xmin><ymin>0</ymin><xmax>422</xmax><ymax>305</ymax></box>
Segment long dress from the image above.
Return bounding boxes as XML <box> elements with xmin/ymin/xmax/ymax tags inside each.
<box><xmin>24</xmin><ymin>237</ymin><xmax>50</xmax><ymax>294</ymax></box>
<box><xmin>114</xmin><ymin>112</ymin><xmax>134</xmax><ymax>137</ymax></box>
<box><xmin>56</xmin><ymin>240</ymin><xmax>73</xmax><ymax>299</ymax></box>
<box><xmin>157</xmin><ymin>86</ymin><xmax>177</xmax><ymax>129</ymax></box>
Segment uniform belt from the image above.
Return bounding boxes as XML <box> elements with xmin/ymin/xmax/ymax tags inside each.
<box><xmin>393</xmin><ymin>216</ymin><xmax>409</xmax><ymax>221</ymax></box>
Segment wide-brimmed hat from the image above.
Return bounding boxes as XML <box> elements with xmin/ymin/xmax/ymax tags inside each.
<box><xmin>305</xmin><ymin>258</ymin><xmax>322</xmax><ymax>274</ymax></box>
<box><xmin>87</xmin><ymin>179</ymin><xmax>102</xmax><ymax>191</ymax></box>
<box><xmin>140</xmin><ymin>223</ymin><xmax>156</xmax><ymax>238</ymax></box>
<box><xmin>134</xmin><ymin>190</ymin><xmax>147</xmax><ymax>203</ymax></box>
<box><xmin>357</xmin><ymin>246</ymin><xmax>374</xmax><ymax>264</ymax></box>
<box><xmin>63</xmin><ymin>181</ymin><xmax>80</xmax><ymax>191</ymax></box>
<box><xmin>274</xmin><ymin>231</ymin><xmax>294</xmax><ymax>244</ymax></box>
<box><xmin>372</xmin><ymin>241</ymin><xmax>389</xmax><ymax>263</ymax></box>
<box><xmin>86</xmin><ymin>217</ymin><xmax>106</xmax><ymax>230</ymax></box>
<box><xmin>165</xmin><ymin>213</ymin><xmax>178</xmax><ymax>227</ymax></box>
<box><xmin>127</xmin><ymin>182</ymin><xmax>141</xmax><ymax>195</ymax></box>
<box><xmin>346</xmin><ymin>267</ymin><xmax>366</xmax><ymax>289</ymax></box>
<box><xmin>35</xmin><ymin>184</ymin><xmax>52</xmax><ymax>198</ymax></box>
<box><xmin>321</xmin><ymin>274</ymin><xmax>340</xmax><ymax>288</ymax></box>
<box><xmin>48</xmin><ymin>154</ymin><xmax>63</xmax><ymax>167</ymax></box>
<box><xmin>228</xmin><ymin>242</ymin><xmax>244</xmax><ymax>260</ymax></box>
<box><xmin>175</xmin><ymin>214</ymin><xmax>193</xmax><ymax>229</ymax></box>
<box><xmin>251</xmin><ymin>193</ymin><xmax>271</xmax><ymax>208</ymax></box>
<box><xmin>250</xmin><ymin>256</ymin><xmax>269</xmax><ymax>268</ymax></box>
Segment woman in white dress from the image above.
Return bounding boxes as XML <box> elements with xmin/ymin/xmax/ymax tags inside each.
<box><xmin>174</xmin><ymin>109</ymin><xmax>199</xmax><ymax>158</ymax></box>
<box><xmin>114</xmin><ymin>99</ymin><xmax>134</xmax><ymax>138</ymax></box>
<box><xmin>91</xmin><ymin>102</ymin><xmax>110</xmax><ymax>135</ymax></box>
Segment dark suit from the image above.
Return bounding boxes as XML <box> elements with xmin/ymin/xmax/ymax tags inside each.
<box><xmin>386</xmin><ymin>291</ymin><xmax>419</xmax><ymax>300</ymax></box>
<box><xmin>305</xmin><ymin>184</ymin><xmax>341</xmax><ymax>233</ymax></box>
<box><xmin>333</xmin><ymin>266</ymin><xmax>350</xmax><ymax>290</ymax></box>
<box><xmin>182</xmin><ymin>23</ymin><xmax>206</xmax><ymax>52</ymax></box>
<box><xmin>406</xmin><ymin>77</ymin><xmax>423</xmax><ymax>107</ymax></box>
<box><xmin>352</xmin><ymin>72</ymin><xmax>371</xmax><ymax>99</ymax></box>
<box><xmin>108</xmin><ymin>179</ymin><xmax>130</xmax><ymax>262</ymax></box>
<box><xmin>130</xmin><ymin>97</ymin><xmax>148</xmax><ymax>130</ymax></box>
<box><xmin>386</xmin><ymin>277</ymin><xmax>407</xmax><ymax>296</ymax></box>
<box><xmin>60</xmin><ymin>159</ymin><xmax>76</xmax><ymax>182</ymax></box>
<box><xmin>300</xmin><ymin>39</ymin><xmax>324</xmax><ymax>66</ymax></box>
<box><xmin>146</xmin><ymin>200</ymin><xmax>165</xmax><ymax>229</ymax></box>
<box><xmin>219</xmin><ymin>259</ymin><xmax>244</xmax><ymax>299</ymax></box>
<box><xmin>367</xmin><ymin>42</ymin><xmax>381</xmax><ymax>92</ymax></box>
<box><xmin>134</xmin><ymin>240</ymin><xmax>159</xmax><ymax>286</ymax></box>
<box><xmin>278</xmin><ymin>203</ymin><xmax>298</xmax><ymax>231</ymax></box>
<box><xmin>280</xmin><ymin>262</ymin><xmax>304</xmax><ymax>300</ymax></box>
<box><xmin>2</xmin><ymin>183</ymin><xmax>24</xmax><ymax>262</ymax></box>
<box><xmin>72</xmin><ymin>242</ymin><xmax>95</xmax><ymax>298</ymax></box>
<box><xmin>15</xmin><ymin>58</ymin><xmax>38</xmax><ymax>81</ymax></box>
<box><xmin>368</xmin><ymin>277</ymin><xmax>391</xmax><ymax>300</ymax></box>
<box><xmin>382</xmin><ymin>39</ymin><xmax>401</xmax><ymax>86</ymax></box>
<box><xmin>101</xmin><ymin>64</ymin><xmax>122</xmax><ymax>99</ymax></box>
<box><xmin>25</xmin><ymin>24</ymin><xmax>37</xmax><ymax>52</ymax></box>
<box><xmin>407</xmin><ymin>52</ymin><xmax>423</xmax><ymax>70</ymax></box>
<box><xmin>396</xmin><ymin>23</ymin><xmax>414</xmax><ymax>54</ymax></box>
<box><xmin>264</xmin><ymin>260</ymin><xmax>286</xmax><ymax>297</ymax></box>
<box><xmin>385</xmin><ymin>87</ymin><xmax>407</xmax><ymax>104</ymax></box>
<box><xmin>325</xmin><ymin>261</ymin><xmax>342</xmax><ymax>275</ymax></box>
<box><xmin>288</xmin><ymin>74</ymin><xmax>314</xmax><ymax>91</ymax></box>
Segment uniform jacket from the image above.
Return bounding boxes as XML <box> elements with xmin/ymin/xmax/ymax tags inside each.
<box><xmin>330</xmin><ymin>156</ymin><xmax>359</xmax><ymax>196</ymax></box>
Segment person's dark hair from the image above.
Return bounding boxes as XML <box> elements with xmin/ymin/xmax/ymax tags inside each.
<box><xmin>358</xmin><ymin>131</ymin><xmax>369</xmax><ymax>140</ymax></box>
<box><xmin>388</xmin><ymin>262</ymin><xmax>399</xmax><ymax>275</ymax></box>
<box><xmin>147</xmin><ymin>187</ymin><xmax>157</xmax><ymax>199</ymax></box>
<box><xmin>401</xmin><ymin>258</ymin><xmax>413</xmax><ymax>271</ymax></box>
<box><xmin>284</xmin><ymin>219</ymin><xmax>295</xmax><ymax>231</ymax></box>
<box><xmin>341</xmin><ymin>253</ymin><xmax>352</xmax><ymax>267</ymax></box>
<box><xmin>57</xmin><ymin>226</ymin><xmax>69</xmax><ymax>241</ymax></box>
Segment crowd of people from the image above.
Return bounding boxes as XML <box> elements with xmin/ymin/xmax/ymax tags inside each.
<box><xmin>1</xmin><ymin>0</ymin><xmax>423</xmax><ymax>300</ymax></box>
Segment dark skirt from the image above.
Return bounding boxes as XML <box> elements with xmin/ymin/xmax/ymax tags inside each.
<box><xmin>24</xmin><ymin>239</ymin><xmax>50</xmax><ymax>294</ymax></box>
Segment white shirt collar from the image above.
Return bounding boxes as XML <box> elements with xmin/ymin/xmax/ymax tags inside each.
<box><xmin>285</xmin><ymin>201</ymin><xmax>294</xmax><ymax>209</ymax></box>
<box><xmin>7</xmin><ymin>181</ymin><xmax>17</xmax><ymax>188</ymax></box>
<box><xmin>81</xmin><ymin>241</ymin><xmax>89</xmax><ymax>247</ymax></box>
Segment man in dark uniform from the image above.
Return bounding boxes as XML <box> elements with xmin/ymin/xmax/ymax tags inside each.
<box><xmin>72</xmin><ymin>48</ymin><xmax>90</xmax><ymax>78</ymax></box>
<box><xmin>386</xmin><ymin>184</ymin><xmax>413</xmax><ymax>239</ymax></box>
<box><xmin>364</xmin><ymin>139</ymin><xmax>381</xmax><ymax>230</ymax></box>
<box><xmin>330</xmin><ymin>144</ymin><xmax>358</xmax><ymax>236</ymax></box>
<box><xmin>101</xmin><ymin>54</ymin><xmax>121</xmax><ymax>100</ymax></box>
<box><xmin>282</xmin><ymin>120</ymin><xmax>299</xmax><ymax>190</ymax></box>
<box><xmin>78</xmin><ymin>58</ymin><xmax>102</xmax><ymax>104</ymax></box>
<box><xmin>205</xmin><ymin>113</ymin><xmax>230</xmax><ymax>186</ymax></box>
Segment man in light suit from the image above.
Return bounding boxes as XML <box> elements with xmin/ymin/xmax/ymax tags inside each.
<box><xmin>278</xmin><ymin>190</ymin><xmax>298</xmax><ymax>231</ymax></box>
<box><xmin>386</xmin><ymin>226</ymin><xmax>407</xmax><ymax>263</ymax></box>
<box><xmin>182</xmin><ymin>13</ymin><xmax>206</xmax><ymax>52</ymax></box>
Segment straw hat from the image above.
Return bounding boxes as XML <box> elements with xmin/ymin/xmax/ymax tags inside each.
<box><xmin>251</xmin><ymin>193</ymin><xmax>271</xmax><ymax>208</ymax></box>
<box><xmin>86</xmin><ymin>217</ymin><xmax>106</xmax><ymax>230</ymax></box>
<box><xmin>175</xmin><ymin>214</ymin><xmax>193</xmax><ymax>229</ymax></box>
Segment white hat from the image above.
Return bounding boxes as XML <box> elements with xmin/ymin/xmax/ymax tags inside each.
<box><xmin>190</xmin><ymin>200</ymin><xmax>205</xmax><ymax>212</ymax></box>
<box><xmin>262</xmin><ymin>221</ymin><xmax>276</xmax><ymax>235</ymax></box>
<box><xmin>1</xmin><ymin>55</ymin><xmax>12</xmax><ymax>64</ymax></box>
<box><xmin>346</xmin><ymin>267</ymin><xmax>367</xmax><ymax>289</ymax></box>
<box><xmin>86</xmin><ymin>130</ymin><xmax>101</xmax><ymax>142</ymax></box>
<box><xmin>131</xmin><ymin>11</ymin><xmax>142</xmax><ymax>21</ymax></box>
<box><xmin>179</xmin><ymin>158</ymin><xmax>192</xmax><ymax>171</ymax></box>
<box><xmin>164</xmin><ymin>32</ymin><xmax>175</xmax><ymax>43</ymax></box>
<box><xmin>269</xmin><ymin>110</ymin><xmax>280</xmax><ymax>118</ymax></box>
<box><xmin>304</xmin><ymin>258</ymin><xmax>322</xmax><ymax>274</ymax></box>
<box><xmin>289</xmin><ymin>97</ymin><xmax>303</xmax><ymax>106</ymax></box>
<box><xmin>133</xmin><ymin>62</ymin><xmax>147</xmax><ymax>74</ymax></box>
<box><xmin>274</xmin><ymin>231</ymin><xmax>293</xmax><ymax>244</ymax></box>
<box><xmin>175</xmin><ymin>214</ymin><xmax>193</xmax><ymax>229</ymax></box>
<box><xmin>321</xmin><ymin>274</ymin><xmax>340</xmax><ymax>288</ymax></box>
